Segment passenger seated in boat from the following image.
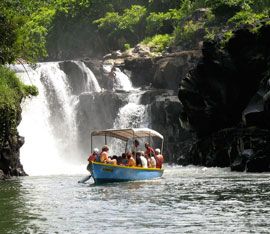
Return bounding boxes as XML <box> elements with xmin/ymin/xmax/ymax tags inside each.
<box><xmin>149</xmin><ymin>154</ymin><xmax>156</xmax><ymax>168</ymax></box>
<box><xmin>86</xmin><ymin>148</ymin><xmax>99</xmax><ymax>172</ymax></box>
<box><xmin>155</xmin><ymin>148</ymin><xmax>164</xmax><ymax>169</ymax></box>
<box><xmin>100</xmin><ymin>145</ymin><xmax>117</xmax><ymax>165</ymax></box>
<box><xmin>121</xmin><ymin>153</ymin><xmax>128</xmax><ymax>166</ymax></box>
<box><xmin>135</xmin><ymin>152</ymin><xmax>142</xmax><ymax>167</ymax></box>
<box><xmin>140</xmin><ymin>151</ymin><xmax>148</xmax><ymax>168</ymax></box>
<box><xmin>88</xmin><ymin>148</ymin><xmax>99</xmax><ymax>163</ymax></box>
<box><xmin>127</xmin><ymin>152</ymin><xmax>136</xmax><ymax>167</ymax></box>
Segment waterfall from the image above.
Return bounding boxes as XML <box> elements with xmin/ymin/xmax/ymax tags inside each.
<box><xmin>113</xmin><ymin>91</ymin><xmax>149</xmax><ymax>129</ymax></box>
<box><xmin>73</xmin><ymin>61</ymin><xmax>101</xmax><ymax>93</ymax></box>
<box><xmin>14</xmin><ymin>61</ymin><xmax>101</xmax><ymax>175</ymax></box>
<box><xmin>108</xmin><ymin>67</ymin><xmax>150</xmax><ymax>155</ymax></box>
<box><xmin>11</xmin><ymin>60</ymin><xmax>150</xmax><ymax>174</ymax></box>
<box><xmin>103</xmin><ymin>64</ymin><xmax>134</xmax><ymax>91</ymax></box>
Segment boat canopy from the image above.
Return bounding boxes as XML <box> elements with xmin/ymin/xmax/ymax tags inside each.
<box><xmin>91</xmin><ymin>128</ymin><xmax>164</xmax><ymax>141</ymax></box>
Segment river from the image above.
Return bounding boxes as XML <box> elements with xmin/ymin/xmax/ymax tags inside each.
<box><xmin>1</xmin><ymin>166</ymin><xmax>269</xmax><ymax>234</ymax></box>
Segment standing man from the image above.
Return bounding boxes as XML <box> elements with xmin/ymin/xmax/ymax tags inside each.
<box><xmin>132</xmin><ymin>139</ymin><xmax>140</xmax><ymax>155</ymax></box>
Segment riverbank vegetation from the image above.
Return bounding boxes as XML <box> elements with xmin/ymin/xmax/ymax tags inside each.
<box><xmin>0</xmin><ymin>65</ymin><xmax>38</xmax><ymax>146</ymax></box>
<box><xmin>1</xmin><ymin>0</ymin><xmax>270</xmax><ymax>61</ymax></box>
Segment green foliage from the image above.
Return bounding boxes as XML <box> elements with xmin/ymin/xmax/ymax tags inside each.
<box><xmin>95</xmin><ymin>5</ymin><xmax>147</xmax><ymax>32</ymax></box>
<box><xmin>0</xmin><ymin>65</ymin><xmax>38</xmax><ymax>145</ymax></box>
<box><xmin>142</xmin><ymin>34</ymin><xmax>173</xmax><ymax>52</ymax></box>
<box><xmin>0</xmin><ymin>15</ymin><xmax>17</xmax><ymax>64</ymax></box>
<box><xmin>228</xmin><ymin>9</ymin><xmax>268</xmax><ymax>27</ymax></box>
<box><xmin>173</xmin><ymin>20</ymin><xmax>203</xmax><ymax>47</ymax></box>
<box><xmin>0</xmin><ymin>65</ymin><xmax>37</xmax><ymax>106</ymax></box>
<box><xmin>124</xmin><ymin>43</ymin><xmax>131</xmax><ymax>50</ymax></box>
<box><xmin>146</xmin><ymin>9</ymin><xmax>182</xmax><ymax>35</ymax></box>
<box><xmin>94</xmin><ymin>5</ymin><xmax>147</xmax><ymax>48</ymax></box>
<box><xmin>0</xmin><ymin>0</ymin><xmax>57</xmax><ymax>63</ymax></box>
<box><xmin>17</xmin><ymin>7</ymin><xmax>56</xmax><ymax>61</ymax></box>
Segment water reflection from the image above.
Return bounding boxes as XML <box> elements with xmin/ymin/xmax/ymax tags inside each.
<box><xmin>0</xmin><ymin>179</ymin><xmax>40</xmax><ymax>234</ymax></box>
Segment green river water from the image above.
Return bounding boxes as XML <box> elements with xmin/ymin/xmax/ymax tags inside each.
<box><xmin>0</xmin><ymin>166</ymin><xmax>269</xmax><ymax>234</ymax></box>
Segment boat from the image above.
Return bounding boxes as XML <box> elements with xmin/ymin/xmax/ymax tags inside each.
<box><xmin>90</xmin><ymin>128</ymin><xmax>164</xmax><ymax>183</ymax></box>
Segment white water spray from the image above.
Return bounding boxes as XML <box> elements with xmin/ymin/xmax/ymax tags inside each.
<box><xmin>108</xmin><ymin>67</ymin><xmax>150</xmax><ymax>155</ymax></box>
<box><xmin>73</xmin><ymin>61</ymin><xmax>101</xmax><ymax>93</ymax></box>
<box><xmin>15</xmin><ymin>62</ymin><xmax>101</xmax><ymax>175</ymax></box>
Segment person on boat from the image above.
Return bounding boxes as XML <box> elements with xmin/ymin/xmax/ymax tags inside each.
<box><xmin>78</xmin><ymin>148</ymin><xmax>99</xmax><ymax>183</ymax></box>
<box><xmin>149</xmin><ymin>154</ymin><xmax>156</xmax><ymax>168</ymax></box>
<box><xmin>121</xmin><ymin>153</ymin><xmax>128</xmax><ymax>166</ymax></box>
<box><xmin>144</xmin><ymin>142</ymin><xmax>155</xmax><ymax>166</ymax></box>
<box><xmin>140</xmin><ymin>151</ymin><xmax>148</xmax><ymax>168</ymax></box>
<box><xmin>87</xmin><ymin>148</ymin><xmax>99</xmax><ymax>171</ymax></box>
<box><xmin>155</xmin><ymin>148</ymin><xmax>164</xmax><ymax>169</ymax></box>
<box><xmin>144</xmin><ymin>142</ymin><xmax>155</xmax><ymax>158</ymax></box>
<box><xmin>132</xmin><ymin>139</ymin><xmax>140</xmax><ymax>155</ymax></box>
<box><xmin>100</xmin><ymin>145</ymin><xmax>117</xmax><ymax>165</ymax></box>
<box><xmin>135</xmin><ymin>152</ymin><xmax>142</xmax><ymax>167</ymax></box>
<box><xmin>88</xmin><ymin>148</ymin><xmax>99</xmax><ymax>162</ymax></box>
<box><xmin>127</xmin><ymin>151</ymin><xmax>136</xmax><ymax>167</ymax></box>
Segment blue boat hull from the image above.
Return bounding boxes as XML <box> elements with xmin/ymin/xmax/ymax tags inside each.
<box><xmin>90</xmin><ymin>162</ymin><xmax>164</xmax><ymax>183</ymax></box>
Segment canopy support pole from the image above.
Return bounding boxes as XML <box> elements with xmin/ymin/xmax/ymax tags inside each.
<box><xmin>161</xmin><ymin>139</ymin><xmax>164</xmax><ymax>154</ymax></box>
<box><xmin>125</xmin><ymin>141</ymin><xmax>128</xmax><ymax>153</ymax></box>
<box><xmin>91</xmin><ymin>132</ymin><xmax>93</xmax><ymax>153</ymax></box>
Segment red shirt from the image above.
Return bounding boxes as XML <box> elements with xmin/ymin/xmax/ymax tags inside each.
<box><xmin>145</xmin><ymin>147</ymin><xmax>155</xmax><ymax>157</ymax></box>
<box><xmin>88</xmin><ymin>153</ymin><xmax>96</xmax><ymax>162</ymax></box>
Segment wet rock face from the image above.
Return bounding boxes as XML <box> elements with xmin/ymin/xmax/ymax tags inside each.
<box><xmin>185</xmin><ymin>128</ymin><xmax>270</xmax><ymax>172</ymax></box>
<box><xmin>179</xmin><ymin>24</ymin><xmax>270</xmax><ymax>137</ymax></box>
<box><xmin>178</xmin><ymin>23</ymin><xmax>270</xmax><ymax>172</ymax></box>
<box><xmin>122</xmin><ymin>50</ymin><xmax>201</xmax><ymax>162</ymax></box>
<box><xmin>144</xmin><ymin>90</ymin><xmax>193</xmax><ymax>163</ymax></box>
<box><xmin>59</xmin><ymin>61</ymin><xmax>92</xmax><ymax>95</ymax></box>
<box><xmin>76</xmin><ymin>91</ymin><xmax>128</xmax><ymax>154</ymax></box>
<box><xmin>124</xmin><ymin>50</ymin><xmax>201</xmax><ymax>92</ymax></box>
<box><xmin>0</xmin><ymin>134</ymin><xmax>27</xmax><ymax>178</ymax></box>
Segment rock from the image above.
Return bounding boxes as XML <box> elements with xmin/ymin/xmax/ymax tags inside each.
<box><xmin>76</xmin><ymin>91</ymin><xmax>128</xmax><ymax>155</ymax></box>
<box><xmin>0</xmin><ymin>170</ymin><xmax>6</xmax><ymax>180</ymax></box>
<box><xmin>124</xmin><ymin>50</ymin><xmax>201</xmax><ymax>92</ymax></box>
<box><xmin>179</xmin><ymin>23</ymin><xmax>270</xmax><ymax>138</ymax></box>
<box><xmin>184</xmin><ymin>127</ymin><xmax>270</xmax><ymax>172</ymax></box>
<box><xmin>141</xmin><ymin>89</ymin><xmax>193</xmax><ymax>163</ymax></box>
<box><xmin>153</xmin><ymin>51</ymin><xmax>201</xmax><ymax>90</ymax></box>
<box><xmin>59</xmin><ymin>60</ymin><xmax>94</xmax><ymax>95</ymax></box>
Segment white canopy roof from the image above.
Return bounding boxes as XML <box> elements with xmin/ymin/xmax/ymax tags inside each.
<box><xmin>91</xmin><ymin>128</ymin><xmax>164</xmax><ymax>141</ymax></box>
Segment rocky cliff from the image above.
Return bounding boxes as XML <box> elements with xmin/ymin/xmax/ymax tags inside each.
<box><xmin>81</xmin><ymin>46</ymin><xmax>201</xmax><ymax>162</ymax></box>
<box><xmin>178</xmin><ymin>22</ymin><xmax>270</xmax><ymax>172</ymax></box>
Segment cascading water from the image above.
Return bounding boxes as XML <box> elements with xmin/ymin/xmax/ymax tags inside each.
<box><xmin>73</xmin><ymin>61</ymin><xmax>101</xmax><ymax>93</ymax></box>
<box><xmin>12</xmin><ymin>60</ymin><xmax>148</xmax><ymax>174</ymax></box>
<box><xmin>104</xmin><ymin>65</ymin><xmax>150</xmax><ymax>155</ymax></box>
<box><xmin>103</xmin><ymin>64</ymin><xmax>133</xmax><ymax>91</ymax></box>
<box><xmin>14</xmin><ymin>61</ymin><xmax>101</xmax><ymax>175</ymax></box>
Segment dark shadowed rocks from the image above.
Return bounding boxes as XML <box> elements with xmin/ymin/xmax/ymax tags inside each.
<box><xmin>178</xmin><ymin>22</ymin><xmax>270</xmax><ymax>172</ymax></box>
<box><xmin>124</xmin><ymin>50</ymin><xmax>201</xmax><ymax>92</ymax></box>
<box><xmin>0</xmin><ymin>133</ymin><xmax>27</xmax><ymax>178</ymax></box>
